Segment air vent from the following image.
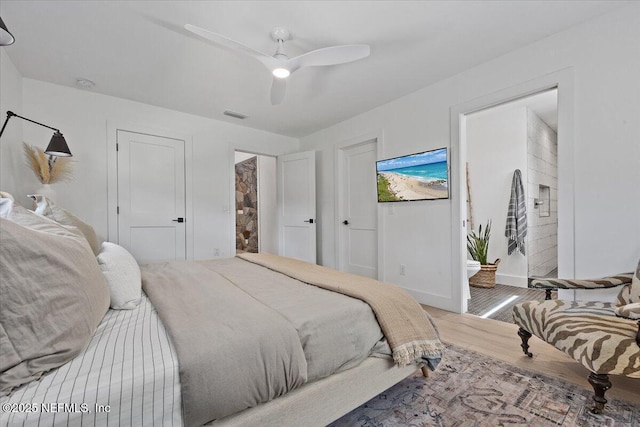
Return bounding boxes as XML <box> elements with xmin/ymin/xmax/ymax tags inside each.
<box><xmin>223</xmin><ymin>110</ymin><xmax>248</xmax><ymax>120</ymax></box>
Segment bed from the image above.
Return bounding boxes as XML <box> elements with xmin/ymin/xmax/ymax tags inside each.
<box><xmin>0</xmin><ymin>196</ymin><xmax>443</xmax><ymax>426</ymax></box>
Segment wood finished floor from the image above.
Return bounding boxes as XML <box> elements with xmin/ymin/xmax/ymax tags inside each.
<box><xmin>422</xmin><ymin>304</ymin><xmax>640</xmax><ymax>405</ymax></box>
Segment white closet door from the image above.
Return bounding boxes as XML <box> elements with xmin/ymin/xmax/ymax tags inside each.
<box><xmin>277</xmin><ymin>150</ymin><xmax>316</xmax><ymax>263</ymax></box>
<box><xmin>117</xmin><ymin>130</ymin><xmax>186</xmax><ymax>263</ymax></box>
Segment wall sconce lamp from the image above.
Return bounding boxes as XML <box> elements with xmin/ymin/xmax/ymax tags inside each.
<box><xmin>0</xmin><ymin>16</ymin><xmax>15</xmax><ymax>46</ymax></box>
<box><xmin>0</xmin><ymin>111</ymin><xmax>72</xmax><ymax>157</ymax></box>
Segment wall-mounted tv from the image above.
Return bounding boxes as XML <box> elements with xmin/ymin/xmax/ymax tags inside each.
<box><xmin>376</xmin><ymin>147</ymin><xmax>449</xmax><ymax>202</ymax></box>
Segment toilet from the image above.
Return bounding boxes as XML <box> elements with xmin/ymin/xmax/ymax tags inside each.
<box><xmin>465</xmin><ymin>260</ymin><xmax>482</xmax><ymax>299</ymax></box>
<box><xmin>467</xmin><ymin>260</ymin><xmax>481</xmax><ymax>280</ymax></box>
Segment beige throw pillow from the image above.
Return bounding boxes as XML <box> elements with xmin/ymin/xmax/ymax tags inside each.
<box><xmin>1</xmin><ymin>199</ymin><xmax>85</xmax><ymax>241</ymax></box>
<box><xmin>0</xmin><ymin>216</ymin><xmax>110</xmax><ymax>396</ymax></box>
<box><xmin>30</xmin><ymin>195</ymin><xmax>102</xmax><ymax>255</ymax></box>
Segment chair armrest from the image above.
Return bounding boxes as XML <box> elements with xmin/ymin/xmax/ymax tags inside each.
<box><xmin>615</xmin><ymin>302</ymin><xmax>640</xmax><ymax>321</ymax></box>
<box><xmin>530</xmin><ymin>273</ymin><xmax>633</xmax><ymax>290</ymax></box>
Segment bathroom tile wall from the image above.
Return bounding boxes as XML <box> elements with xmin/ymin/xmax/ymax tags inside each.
<box><xmin>527</xmin><ymin>109</ymin><xmax>558</xmax><ymax>277</ymax></box>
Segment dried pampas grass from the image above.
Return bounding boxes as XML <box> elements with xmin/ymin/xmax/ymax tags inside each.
<box><xmin>23</xmin><ymin>142</ymin><xmax>73</xmax><ymax>184</ymax></box>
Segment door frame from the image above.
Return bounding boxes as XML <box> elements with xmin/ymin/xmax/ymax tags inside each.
<box><xmin>334</xmin><ymin>130</ymin><xmax>384</xmax><ymax>280</ymax></box>
<box><xmin>107</xmin><ymin>121</ymin><xmax>194</xmax><ymax>259</ymax></box>
<box><xmin>451</xmin><ymin>68</ymin><xmax>575</xmax><ymax>313</ymax></box>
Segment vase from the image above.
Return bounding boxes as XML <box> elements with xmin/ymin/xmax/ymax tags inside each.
<box><xmin>32</xmin><ymin>183</ymin><xmax>57</xmax><ymax>202</ymax></box>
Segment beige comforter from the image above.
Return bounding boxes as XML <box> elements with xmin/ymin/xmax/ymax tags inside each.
<box><xmin>238</xmin><ymin>252</ymin><xmax>444</xmax><ymax>367</ymax></box>
<box><xmin>142</xmin><ymin>257</ymin><xmax>392</xmax><ymax>426</ymax></box>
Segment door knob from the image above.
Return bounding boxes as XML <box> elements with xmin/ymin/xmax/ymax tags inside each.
<box><xmin>172</xmin><ymin>217</ymin><xmax>185</xmax><ymax>223</ymax></box>
<box><xmin>303</xmin><ymin>218</ymin><xmax>314</xmax><ymax>224</ymax></box>
<box><xmin>343</xmin><ymin>220</ymin><xmax>349</xmax><ymax>225</ymax></box>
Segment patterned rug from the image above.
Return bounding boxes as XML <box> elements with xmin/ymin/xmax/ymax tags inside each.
<box><xmin>330</xmin><ymin>344</ymin><xmax>639</xmax><ymax>426</ymax></box>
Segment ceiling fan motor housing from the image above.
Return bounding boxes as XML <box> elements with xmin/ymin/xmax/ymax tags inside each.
<box><xmin>270</xmin><ymin>27</ymin><xmax>290</xmax><ymax>42</ymax></box>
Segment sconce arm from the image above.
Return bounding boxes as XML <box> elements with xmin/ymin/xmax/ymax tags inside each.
<box><xmin>0</xmin><ymin>110</ymin><xmax>61</xmax><ymax>140</ymax></box>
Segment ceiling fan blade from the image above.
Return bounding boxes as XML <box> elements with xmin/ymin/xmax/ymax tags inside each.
<box><xmin>289</xmin><ymin>44</ymin><xmax>370</xmax><ymax>69</ymax></box>
<box><xmin>270</xmin><ymin>77</ymin><xmax>287</xmax><ymax>105</ymax></box>
<box><xmin>184</xmin><ymin>24</ymin><xmax>280</xmax><ymax>70</ymax></box>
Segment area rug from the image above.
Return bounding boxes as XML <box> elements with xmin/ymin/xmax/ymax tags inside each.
<box><xmin>330</xmin><ymin>344</ymin><xmax>639</xmax><ymax>426</ymax></box>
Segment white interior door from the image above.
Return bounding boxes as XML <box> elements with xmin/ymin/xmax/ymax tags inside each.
<box><xmin>338</xmin><ymin>140</ymin><xmax>378</xmax><ymax>278</ymax></box>
<box><xmin>277</xmin><ymin>150</ymin><xmax>316</xmax><ymax>263</ymax></box>
<box><xmin>257</xmin><ymin>155</ymin><xmax>278</xmax><ymax>254</ymax></box>
<box><xmin>117</xmin><ymin>130</ymin><xmax>186</xmax><ymax>263</ymax></box>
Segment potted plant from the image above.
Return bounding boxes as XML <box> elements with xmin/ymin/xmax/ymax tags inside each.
<box><xmin>467</xmin><ymin>220</ymin><xmax>500</xmax><ymax>288</ymax></box>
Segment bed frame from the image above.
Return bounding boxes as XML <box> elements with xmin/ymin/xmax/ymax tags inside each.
<box><xmin>210</xmin><ymin>358</ymin><xmax>426</xmax><ymax>426</ymax></box>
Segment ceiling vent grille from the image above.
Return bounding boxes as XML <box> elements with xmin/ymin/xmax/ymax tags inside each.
<box><xmin>223</xmin><ymin>110</ymin><xmax>248</xmax><ymax>120</ymax></box>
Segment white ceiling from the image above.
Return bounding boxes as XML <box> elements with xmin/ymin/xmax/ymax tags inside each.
<box><xmin>0</xmin><ymin>1</ymin><xmax>627</xmax><ymax>138</ymax></box>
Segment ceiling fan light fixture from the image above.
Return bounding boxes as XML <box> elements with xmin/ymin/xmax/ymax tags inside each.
<box><xmin>272</xmin><ymin>68</ymin><xmax>290</xmax><ymax>79</ymax></box>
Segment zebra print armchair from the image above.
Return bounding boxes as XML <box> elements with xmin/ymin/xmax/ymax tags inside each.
<box><xmin>512</xmin><ymin>260</ymin><xmax>640</xmax><ymax>414</ymax></box>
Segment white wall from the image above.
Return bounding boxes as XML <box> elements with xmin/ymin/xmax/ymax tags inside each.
<box><xmin>17</xmin><ymin>79</ymin><xmax>298</xmax><ymax>260</ymax></box>
<box><xmin>466</xmin><ymin>106</ymin><xmax>528</xmax><ymax>287</ymax></box>
<box><xmin>0</xmin><ymin>50</ymin><xmax>23</xmax><ymax>196</ymax></box>
<box><xmin>300</xmin><ymin>4</ymin><xmax>640</xmax><ymax>311</ymax></box>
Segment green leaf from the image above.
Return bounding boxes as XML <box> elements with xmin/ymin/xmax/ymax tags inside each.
<box><xmin>467</xmin><ymin>220</ymin><xmax>491</xmax><ymax>265</ymax></box>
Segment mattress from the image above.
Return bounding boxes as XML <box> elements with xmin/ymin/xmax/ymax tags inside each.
<box><xmin>0</xmin><ymin>295</ymin><xmax>182</xmax><ymax>427</ymax></box>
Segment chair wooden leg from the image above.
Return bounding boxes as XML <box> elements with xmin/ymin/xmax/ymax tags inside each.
<box><xmin>421</xmin><ymin>366</ymin><xmax>429</xmax><ymax>378</ymax></box>
<box><xmin>517</xmin><ymin>327</ymin><xmax>533</xmax><ymax>357</ymax></box>
<box><xmin>588</xmin><ymin>373</ymin><xmax>611</xmax><ymax>414</ymax></box>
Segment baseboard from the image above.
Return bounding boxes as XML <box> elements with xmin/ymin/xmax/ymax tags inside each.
<box><xmin>495</xmin><ymin>273</ymin><xmax>528</xmax><ymax>288</ymax></box>
<box><xmin>403</xmin><ymin>287</ymin><xmax>460</xmax><ymax>312</ymax></box>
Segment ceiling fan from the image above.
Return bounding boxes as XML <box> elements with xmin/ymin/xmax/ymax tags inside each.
<box><xmin>184</xmin><ymin>25</ymin><xmax>370</xmax><ymax>105</ymax></box>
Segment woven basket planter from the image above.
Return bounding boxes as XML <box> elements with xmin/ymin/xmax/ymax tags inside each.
<box><xmin>469</xmin><ymin>259</ymin><xmax>501</xmax><ymax>289</ymax></box>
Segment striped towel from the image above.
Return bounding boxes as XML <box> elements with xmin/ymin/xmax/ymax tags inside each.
<box><xmin>505</xmin><ymin>169</ymin><xmax>527</xmax><ymax>255</ymax></box>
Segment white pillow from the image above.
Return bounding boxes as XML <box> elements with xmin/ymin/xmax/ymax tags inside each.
<box><xmin>97</xmin><ymin>242</ymin><xmax>142</xmax><ymax>309</ymax></box>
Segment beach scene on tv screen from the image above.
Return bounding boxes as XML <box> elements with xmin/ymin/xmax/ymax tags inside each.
<box><xmin>377</xmin><ymin>148</ymin><xmax>449</xmax><ymax>201</ymax></box>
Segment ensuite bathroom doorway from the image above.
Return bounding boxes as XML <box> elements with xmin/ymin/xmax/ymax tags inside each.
<box><xmin>463</xmin><ymin>88</ymin><xmax>559</xmax><ymax>322</ymax></box>
<box><xmin>234</xmin><ymin>151</ymin><xmax>277</xmax><ymax>254</ymax></box>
